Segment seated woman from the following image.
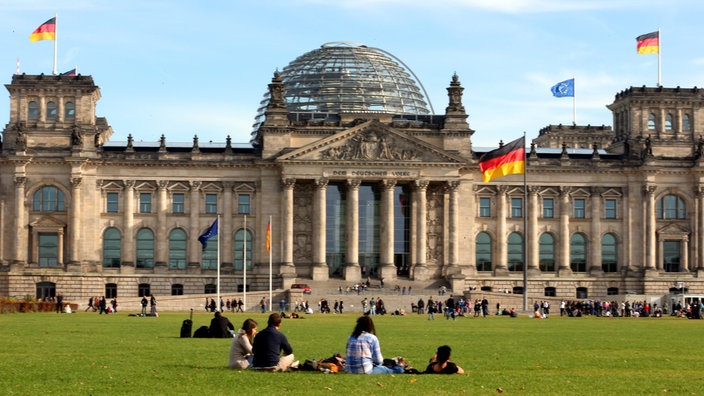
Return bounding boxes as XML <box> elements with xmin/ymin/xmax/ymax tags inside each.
<box><xmin>425</xmin><ymin>345</ymin><xmax>464</xmax><ymax>374</ymax></box>
<box><xmin>344</xmin><ymin>316</ymin><xmax>405</xmax><ymax>374</ymax></box>
<box><xmin>229</xmin><ymin>318</ymin><xmax>258</xmax><ymax>369</ymax></box>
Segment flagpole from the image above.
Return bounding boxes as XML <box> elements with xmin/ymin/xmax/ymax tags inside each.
<box><xmin>522</xmin><ymin>131</ymin><xmax>528</xmax><ymax>312</ymax></box>
<box><xmin>243</xmin><ymin>215</ymin><xmax>247</xmax><ymax>312</ymax></box>
<box><xmin>657</xmin><ymin>28</ymin><xmax>662</xmax><ymax>87</ymax></box>
<box><xmin>52</xmin><ymin>14</ymin><xmax>58</xmax><ymax>75</ymax></box>
<box><xmin>216</xmin><ymin>214</ymin><xmax>221</xmax><ymax>312</ymax></box>
<box><xmin>269</xmin><ymin>215</ymin><xmax>272</xmax><ymax>312</ymax></box>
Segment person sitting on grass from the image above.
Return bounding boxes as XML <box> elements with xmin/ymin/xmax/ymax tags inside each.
<box><xmin>209</xmin><ymin>311</ymin><xmax>235</xmax><ymax>338</ymax></box>
<box><xmin>344</xmin><ymin>315</ymin><xmax>406</xmax><ymax>374</ymax></box>
<box><xmin>252</xmin><ymin>313</ymin><xmax>296</xmax><ymax>371</ymax></box>
<box><xmin>425</xmin><ymin>345</ymin><xmax>464</xmax><ymax>374</ymax></box>
<box><xmin>229</xmin><ymin>318</ymin><xmax>258</xmax><ymax>369</ymax></box>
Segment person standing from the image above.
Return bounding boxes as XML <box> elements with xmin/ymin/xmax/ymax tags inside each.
<box><xmin>344</xmin><ymin>316</ymin><xmax>405</xmax><ymax>374</ymax></box>
<box><xmin>260</xmin><ymin>297</ymin><xmax>267</xmax><ymax>313</ymax></box>
<box><xmin>237</xmin><ymin>299</ymin><xmax>244</xmax><ymax>312</ymax></box>
<box><xmin>141</xmin><ymin>296</ymin><xmax>148</xmax><ymax>315</ymax></box>
<box><xmin>85</xmin><ymin>296</ymin><xmax>93</xmax><ymax>312</ymax></box>
<box><xmin>150</xmin><ymin>294</ymin><xmax>158</xmax><ymax>316</ymax></box>
<box><xmin>427</xmin><ymin>296</ymin><xmax>435</xmax><ymax>320</ymax></box>
<box><xmin>55</xmin><ymin>293</ymin><xmax>64</xmax><ymax>314</ymax></box>
<box><xmin>252</xmin><ymin>313</ymin><xmax>295</xmax><ymax>371</ymax></box>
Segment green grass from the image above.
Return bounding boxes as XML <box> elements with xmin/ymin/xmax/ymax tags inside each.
<box><xmin>1</xmin><ymin>311</ymin><xmax>703</xmax><ymax>395</ymax></box>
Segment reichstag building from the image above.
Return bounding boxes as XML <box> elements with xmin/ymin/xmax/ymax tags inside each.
<box><xmin>0</xmin><ymin>42</ymin><xmax>701</xmax><ymax>303</ymax></box>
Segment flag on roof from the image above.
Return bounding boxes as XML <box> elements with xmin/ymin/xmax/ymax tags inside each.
<box><xmin>551</xmin><ymin>78</ymin><xmax>574</xmax><ymax>98</ymax></box>
<box><xmin>478</xmin><ymin>137</ymin><xmax>525</xmax><ymax>183</ymax></box>
<box><xmin>636</xmin><ymin>31</ymin><xmax>659</xmax><ymax>54</ymax></box>
<box><xmin>30</xmin><ymin>17</ymin><xmax>56</xmax><ymax>42</ymax></box>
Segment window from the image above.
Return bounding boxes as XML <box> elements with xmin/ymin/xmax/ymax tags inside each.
<box><xmin>169</xmin><ymin>229</ymin><xmax>187</xmax><ymax>269</ymax></box>
<box><xmin>64</xmin><ymin>102</ymin><xmax>75</xmax><ymax>120</ymax></box>
<box><xmin>238</xmin><ymin>194</ymin><xmax>251</xmax><ymax>215</ymax></box>
<box><xmin>36</xmin><ymin>281</ymin><xmax>56</xmax><ymax>301</ymax></box>
<box><xmin>570</xmin><ymin>233</ymin><xmax>587</xmax><ymax>272</ymax></box>
<box><xmin>544</xmin><ymin>287</ymin><xmax>556</xmax><ymax>297</ymax></box>
<box><xmin>475</xmin><ymin>232</ymin><xmax>492</xmax><ymax>271</ymax></box>
<box><xmin>103</xmin><ymin>228</ymin><xmax>121</xmax><ymax>268</ymax></box>
<box><xmin>46</xmin><ymin>101</ymin><xmax>57</xmax><ymax>119</ymax></box>
<box><xmin>205</xmin><ymin>193</ymin><xmax>217</xmax><ymax>214</ymax></box>
<box><xmin>657</xmin><ymin>195</ymin><xmax>686</xmax><ymax>219</ymax></box>
<box><xmin>171</xmin><ymin>284</ymin><xmax>184</xmax><ymax>296</ymax></box>
<box><xmin>479</xmin><ymin>197</ymin><xmax>491</xmax><ymax>217</ymax></box>
<box><xmin>607</xmin><ymin>287</ymin><xmax>619</xmax><ymax>296</ymax></box>
<box><xmin>33</xmin><ymin>186</ymin><xmax>65</xmax><ymax>212</ymax></box>
<box><xmin>38</xmin><ymin>233</ymin><xmax>59</xmax><ymax>267</ymax></box>
<box><xmin>604</xmin><ymin>199</ymin><xmax>617</xmax><ymax>219</ymax></box>
<box><xmin>204</xmin><ymin>284</ymin><xmax>217</xmax><ymax>294</ymax></box>
<box><xmin>663</xmin><ymin>240</ymin><xmax>681</xmax><ymax>272</ymax></box>
<box><xmin>139</xmin><ymin>193</ymin><xmax>152</xmax><ymax>213</ymax></box>
<box><xmin>507</xmin><ymin>232</ymin><xmax>524</xmax><ymax>272</ymax></box>
<box><xmin>539</xmin><ymin>233</ymin><xmax>555</xmax><ymax>272</ymax></box>
<box><xmin>28</xmin><ymin>101</ymin><xmax>39</xmax><ymax>120</ymax></box>
<box><xmin>172</xmin><ymin>193</ymin><xmax>185</xmax><ymax>214</ymax></box>
<box><xmin>543</xmin><ymin>198</ymin><xmax>554</xmax><ymax>218</ymax></box>
<box><xmin>234</xmin><ymin>229</ymin><xmax>253</xmax><ymax>270</ymax></box>
<box><xmin>511</xmin><ymin>198</ymin><xmax>523</xmax><ymax>218</ymax></box>
<box><xmin>136</xmin><ymin>228</ymin><xmax>154</xmax><ymax>268</ymax></box>
<box><xmin>683</xmin><ymin>114</ymin><xmax>691</xmax><ymax>131</ymax></box>
<box><xmin>107</xmin><ymin>192</ymin><xmax>119</xmax><ymax>213</ymax></box>
<box><xmin>512</xmin><ymin>286</ymin><xmax>524</xmax><ymax>295</ymax></box>
<box><xmin>647</xmin><ymin>113</ymin><xmax>656</xmax><ymax>130</ymax></box>
<box><xmin>601</xmin><ymin>233</ymin><xmax>618</xmax><ymax>273</ymax></box>
<box><xmin>573</xmin><ymin>198</ymin><xmax>585</xmax><ymax>219</ymax></box>
<box><xmin>105</xmin><ymin>283</ymin><xmax>117</xmax><ymax>299</ymax></box>
<box><xmin>138</xmin><ymin>283</ymin><xmax>150</xmax><ymax>297</ymax></box>
<box><xmin>665</xmin><ymin>113</ymin><xmax>673</xmax><ymax>130</ymax></box>
<box><xmin>576</xmin><ymin>287</ymin><xmax>588</xmax><ymax>299</ymax></box>
<box><xmin>202</xmin><ymin>235</ymin><xmax>218</xmax><ymax>269</ymax></box>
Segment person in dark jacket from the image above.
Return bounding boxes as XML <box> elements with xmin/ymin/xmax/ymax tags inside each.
<box><xmin>209</xmin><ymin>311</ymin><xmax>235</xmax><ymax>338</ymax></box>
<box><xmin>251</xmin><ymin>313</ymin><xmax>295</xmax><ymax>371</ymax></box>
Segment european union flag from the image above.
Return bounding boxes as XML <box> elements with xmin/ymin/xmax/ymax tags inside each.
<box><xmin>551</xmin><ymin>78</ymin><xmax>574</xmax><ymax>98</ymax></box>
<box><xmin>198</xmin><ymin>219</ymin><xmax>218</xmax><ymax>251</ymax></box>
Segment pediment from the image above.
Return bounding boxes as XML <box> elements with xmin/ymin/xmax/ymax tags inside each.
<box><xmin>98</xmin><ymin>180</ymin><xmax>124</xmax><ymax>191</ymax></box>
<box><xmin>540</xmin><ymin>187</ymin><xmax>560</xmax><ymax>196</ymax></box>
<box><xmin>601</xmin><ymin>188</ymin><xmax>622</xmax><ymax>198</ymax></box>
<box><xmin>201</xmin><ymin>182</ymin><xmax>223</xmax><ymax>192</ymax></box>
<box><xmin>570</xmin><ymin>188</ymin><xmax>590</xmax><ymax>197</ymax></box>
<box><xmin>474</xmin><ymin>186</ymin><xmax>496</xmax><ymax>195</ymax></box>
<box><xmin>30</xmin><ymin>215</ymin><xmax>66</xmax><ymax>229</ymax></box>
<box><xmin>657</xmin><ymin>223</ymin><xmax>690</xmax><ymax>235</ymax></box>
<box><xmin>277</xmin><ymin>120</ymin><xmax>466</xmax><ymax>164</ymax></box>
<box><xmin>168</xmin><ymin>182</ymin><xmax>190</xmax><ymax>192</ymax></box>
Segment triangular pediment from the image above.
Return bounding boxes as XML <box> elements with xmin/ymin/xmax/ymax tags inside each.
<box><xmin>30</xmin><ymin>215</ymin><xmax>66</xmax><ymax>229</ymax></box>
<box><xmin>658</xmin><ymin>223</ymin><xmax>690</xmax><ymax>235</ymax></box>
<box><xmin>277</xmin><ymin>120</ymin><xmax>466</xmax><ymax>164</ymax></box>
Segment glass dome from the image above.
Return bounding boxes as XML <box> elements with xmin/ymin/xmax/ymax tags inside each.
<box><xmin>251</xmin><ymin>42</ymin><xmax>432</xmax><ymax>144</ymax></box>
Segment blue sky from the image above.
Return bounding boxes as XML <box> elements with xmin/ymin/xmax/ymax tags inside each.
<box><xmin>2</xmin><ymin>0</ymin><xmax>703</xmax><ymax>148</ymax></box>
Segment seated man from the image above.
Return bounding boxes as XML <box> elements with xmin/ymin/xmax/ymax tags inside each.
<box><xmin>209</xmin><ymin>311</ymin><xmax>235</xmax><ymax>338</ymax></box>
<box><xmin>252</xmin><ymin>313</ymin><xmax>295</xmax><ymax>371</ymax></box>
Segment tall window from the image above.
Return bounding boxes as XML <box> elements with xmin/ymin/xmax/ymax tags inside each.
<box><xmin>511</xmin><ymin>198</ymin><xmax>523</xmax><ymax>218</ymax></box>
<box><xmin>647</xmin><ymin>113</ymin><xmax>656</xmax><ymax>130</ymax></box>
<box><xmin>475</xmin><ymin>232</ymin><xmax>492</xmax><ymax>271</ymax></box>
<box><xmin>205</xmin><ymin>193</ymin><xmax>217</xmax><ymax>214</ymax></box>
<box><xmin>663</xmin><ymin>241</ymin><xmax>681</xmax><ymax>272</ymax></box>
<box><xmin>139</xmin><ymin>193</ymin><xmax>152</xmax><ymax>213</ymax></box>
<box><xmin>657</xmin><ymin>195</ymin><xmax>686</xmax><ymax>219</ymax></box>
<box><xmin>234</xmin><ymin>229</ymin><xmax>252</xmax><ymax>270</ymax></box>
<box><xmin>665</xmin><ymin>113</ymin><xmax>673</xmax><ymax>130</ymax></box>
<box><xmin>238</xmin><ymin>194</ymin><xmax>251</xmax><ymax>215</ymax></box>
<box><xmin>358</xmin><ymin>185</ymin><xmax>380</xmax><ymax>277</ymax></box>
<box><xmin>393</xmin><ymin>185</ymin><xmax>411</xmax><ymax>277</ymax></box>
<box><xmin>102</xmin><ymin>228</ymin><xmax>121</xmax><ymax>268</ymax></box>
<box><xmin>479</xmin><ymin>197</ymin><xmax>491</xmax><ymax>217</ymax></box>
<box><xmin>46</xmin><ymin>101</ymin><xmax>57</xmax><ymax>119</ymax></box>
<box><xmin>33</xmin><ymin>186</ymin><xmax>65</xmax><ymax>212</ymax></box>
<box><xmin>601</xmin><ymin>233</ymin><xmax>618</xmax><ymax>272</ymax></box>
<box><xmin>683</xmin><ymin>114</ymin><xmax>691</xmax><ymax>131</ymax></box>
<box><xmin>28</xmin><ymin>101</ymin><xmax>39</xmax><ymax>120</ymax></box>
<box><xmin>539</xmin><ymin>233</ymin><xmax>555</xmax><ymax>272</ymax></box>
<box><xmin>168</xmin><ymin>229</ymin><xmax>187</xmax><ymax>269</ymax></box>
<box><xmin>604</xmin><ymin>198</ymin><xmax>617</xmax><ymax>219</ymax></box>
<box><xmin>172</xmin><ymin>193</ymin><xmax>185</xmax><ymax>214</ymax></box>
<box><xmin>543</xmin><ymin>198</ymin><xmax>554</xmax><ymax>218</ymax></box>
<box><xmin>326</xmin><ymin>183</ymin><xmax>347</xmax><ymax>277</ymax></box>
<box><xmin>64</xmin><ymin>102</ymin><xmax>75</xmax><ymax>120</ymax></box>
<box><xmin>202</xmin><ymin>235</ymin><xmax>218</xmax><ymax>269</ymax></box>
<box><xmin>570</xmin><ymin>233</ymin><xmax>587</xmax><ymax>272</ymax></box>
<box><xmin>136</xmin><ymin>228</ymin><xmax>154</xmax><ymax>268</ymax></box>
<box><xmin>573</xmin><ymin>198</ymin><xmax>586</xmax><ymax>219</ymax></box>
<box><xmin>38</xmin><ymin>233</ymin><xmax>59</xmax><ymax>267</ymax></box>
<box><xmin>507</xmin><ymin>232</ymin><xmax>524</xmax><ymax>272</ymax></box>
<box><xmin>107</xmin><ymin>192</ymin><xmax>119</xmax><ymax>213</ymax></box>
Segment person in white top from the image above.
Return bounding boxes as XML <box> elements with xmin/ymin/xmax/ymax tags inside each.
<box><xmin>229</xmin><ymin>318</ymin><xmax>258</xmax><ymax>369</ymax></box>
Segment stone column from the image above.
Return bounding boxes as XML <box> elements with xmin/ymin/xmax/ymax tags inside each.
<box><xmin>494</xmin><ymin>185</ymin><xmax>508</xmax><ymax>275</ymax></box>
<box><xmin>682</xmin><ymin>235</ymin><xmax>690</xmax><ymax>272</ymax></box>
<box><xmin>68</xmin><ymin>177</ymin><xmax>82</xmax><ymax>268</ymax></box>
<box><xmin>155</xmin><ymin>181</ymin><xmax>168</xmax><ymax>269</ymax></box>
<box><xmin>312</xmin><ymin>178</ymin><xmax>329</xmax><ymax>280</ymax></box>
<box><xmin>527</xmin><ymin>186</ymin><xmax>540</xmax><ymax>274</ymax></box>
<box><xmin>558</xmin><ymin>187</ymin><xmax>572</xmax><ymax>274</ymax></box>
<box><xmin>445</xmin><ymin>181</ymin><xmax>460</xmax><ymax>274</ymax></box>
<box><xmin>12</xmin><ymin>176</ymin><xmax>27</xmax><ymax>267</ymax></box>
<box><xmin>57</xmin><ymin>228</ymin><xmax>64</xmax><ymax>265</ymax></box>
<box><xmin>644</xmin><ymin>184</ymin><xmax>657</xmax><ymax>272</ymax></box>
<box><xmin>122</xmin><ymin>180</ymin><xmax>135</xmax><ymax>269</ymax></box>
<box><xmin>188</xmin><ymin>181</ymin><xmax>201</xmax><ymax>272</ymax></box>
<box><xmin>699</xmin><ymin>187</ymin><xmax>704</xmax><ymax>273</ymax></box>
<box><xmin>281</xmin><ymin>178</ymin><xmax>296</xmax><ymax>268</ymax></box>
<box><xmin>344</xmin><ymin>179</ymin><xmax>361</xmax><ymax>281</ymax></box>
<box><xmin>589</xmin><ymin>188</ymin><xmax>603</xmax><ymax>274</ymax></box>
<box><xmin>379</xmin><ymin>179</ymin><xmax>397</xmax><ymax>281</ymax></box>
<box><xmin>413</xmin><ymin>180</ymin><xmax>429</xmax><ymax>280</ymax></box>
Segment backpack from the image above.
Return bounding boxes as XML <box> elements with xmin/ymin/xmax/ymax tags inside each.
<box><xmin>193</xmin><ymin>326</ymin><xmax>210</xmax><ymax>338</ymax></box>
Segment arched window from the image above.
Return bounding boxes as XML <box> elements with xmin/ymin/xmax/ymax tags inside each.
<box><xmin>28</xmin><ymin>101</ymin><xmax>39</xmax><ymax>120</ymax></box>
<box><xmin>539</xmin><ymin>233</ymin><xmax>555</xmax><ymax>272</ymax></box>
<box><xmin>64</xmin><ymin>102</ymin><xmax>75</xmax><ymax>120</ymax></box>
<box><xmin>657</xmin><ymin>194</ymin><xmax>686</xmax><ymax>219</ymax></box>
<box><xmin>46</xmin><ymin>101</ymin><xmax>57</xmax><ymax>119</ymax></box>
<box><xmin>647</xmin><ymin>113</ymin><xmax>656</xmax><ymax>130</ymax></box>
<box><xmin>169</xmin><ymin>229</ymin><xmax>187</xmax><ymax>269</ymax></box>
<box><xmin>570</xmin><ymin>233</ymin><xmax>587</xmax><ymax>272</ymax></box>
<box><xmin>202</xmin><ymin>235</ymin><xmax>218</xmax><ymax>270</ymax></box>
<box><xmin>601</xmin><ymin>233</ymin><xmax>618</xmax><ymax>272</ymax></box>
<box><xmin>475</xmin><ymin>232</ymin><xmax>492</xmax><ymax>272</ymax></box>
<box><xmin>234</xmin><ymin>229</ymin><xmax>252</xmax><ymax>270</ymax></box>
<box><xmin>102</xmin><ymin>228</ymin><xmax>121</xmax><ymax>268</ymax></box>
<box><xmin>665</xmin><ymin>113</ymin><xmax>673</xmax><ymax>130</ymax></box>
<box><xmin>507</xmin><ymin>232</ymin><xmax>524</xmax><ymax>272</ymax></box>
<box><xmin>32</xmin><ymin>186</ymin><xmax>65</xmax><ymax>212</ymax></box>
<box><xmin>683</xmin><ymin>114</ymin><xmax>691</xmax><ymax>131</ymax></box>
<box><xmin>136</xmin><ymin>228</ymin><xmax>154</xmax><ymax>268</ymax></box>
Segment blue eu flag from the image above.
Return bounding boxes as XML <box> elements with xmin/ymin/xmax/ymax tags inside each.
<box><xmin>198</xmin><ymin>219</ymin><xmax>218</xmax><ymax>251</ymax></box>
<box><xmin>551</xmin><ymin>78</ymin><xmax>574</xmax><ymax>98</ymax></box>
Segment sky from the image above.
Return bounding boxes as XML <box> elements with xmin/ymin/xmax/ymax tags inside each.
<box><xmin>2</xmin><ymin>0</ymin><xmax>704</xmax><ymax>148</ymax></box>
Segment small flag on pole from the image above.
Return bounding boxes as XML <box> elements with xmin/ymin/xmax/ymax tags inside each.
<box><xmin>61</xmin><ymin>68</ymin><xmax>76</xmax><ymax>76</ymax></box>
<box><xmin>636</xmin><ymin>31</ymin><xmax>659</xmax><ymax>54</ymax></box>
<box><xmin>198</xmin><ymin>219</ymin><xmax>218</xmax><ymax>251</ymax></box>
<box><xmin>30</xmin><ymin>17</ymin><xmax>56</xmax><ymax>42</ymax></box>
<box><xmin>478</xmin><ymin>137</ymin><xmax>526</xmax><ymax>183</ymax></box>
<box><xmin>265</xmin><ymin>221</ymin><xmax>271</xmax><ymax>253</ymax></box>
<box><xmin>551</xmin><ymin>78</ymin><xmax>575</xmax><ymax>98</ymax></box>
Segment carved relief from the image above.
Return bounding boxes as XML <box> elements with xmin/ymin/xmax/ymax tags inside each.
<box><xmin>320</xmin><ymin>130</ymin><xmax>419</xmax><ymax>161</ymax></box>
<box><xmin>426</xmin><ymin>184</ymin><xmax>444</xmax><ymax>265</ymax></box>
<box><xmin>293</xmin><ymin>182</ymin><xmax>313</xmax><ymax>264</ymax></box>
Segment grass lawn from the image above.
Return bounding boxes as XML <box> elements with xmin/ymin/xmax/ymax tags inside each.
<box><xmin>1</xmin><ymin>310</ymin><xmax>703</xmax><ymax>395</ymax></box>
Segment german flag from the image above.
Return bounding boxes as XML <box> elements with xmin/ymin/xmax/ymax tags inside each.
<box><xmin>636</xmin><ymin>31</ymin><xmax>659</xmax><ymax>54</ymax></box>
<box><xmin>30</xmin><ymin>17</ymin><xmax>56</xmax><ymax>42</ymax></box>
<box><xmin>479</xmin><ymin>137</ymin><xmax>525</xmax><ymax>182</ymax></box>
<box><xmin>265</xmin><ymin>221</ymin><xmax>271</xmax><ymax>253</ymax></box>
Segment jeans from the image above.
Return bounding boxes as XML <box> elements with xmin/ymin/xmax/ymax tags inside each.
<box><xmin>371</xmin><ymin>364</ymin><xmax>405</xmax><ymax>374</ymax></box>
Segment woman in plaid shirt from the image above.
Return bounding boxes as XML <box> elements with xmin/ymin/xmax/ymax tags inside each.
<box><xmin>344</xmin><ymin>316</ymin><xmax>405</xmax><ymax>374</ymax></box>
